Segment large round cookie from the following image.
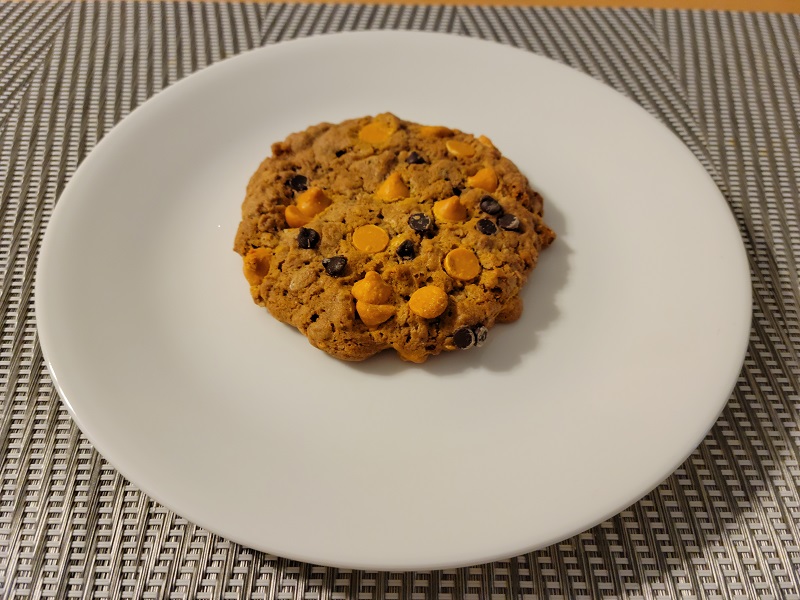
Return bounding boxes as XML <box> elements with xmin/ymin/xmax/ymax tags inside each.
<box><xmin>233</xmin><ymin>113</ymin><xmax>555</xmax><ymax>362</ymax></box>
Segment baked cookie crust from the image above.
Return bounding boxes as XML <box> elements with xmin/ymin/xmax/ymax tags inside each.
<box><xmin>234</xmin><ymin>113</ymin><xmax>555</xmax><ymax>362</ymax></box>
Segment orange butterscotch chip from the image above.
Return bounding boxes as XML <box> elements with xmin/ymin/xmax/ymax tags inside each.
<box><xmin>445</xmin><ymin>139</ymin><xmax>476</xmax><ymax>158</ymax></box>
<box><xmin>477</xmin><ymin>135</ymin><xmax>494</xmax><ymax>148</ymax></box>
<box><xmin>419</xmin><ymin>125</ymin><xmax>452</xmax><ymax>138</ymax></box>
<box><xmin>467</xmin><ymin>167</ymin><xmax>498</xmax><ymax>193</ymax></box>
<box><xmin>285</xmin><ymin>205</ymin><xmax>311</xmax><ymax>228</ymax></box>
<box><xmin>408</xmin><ymin>286</ymin><xmax>449</xmax><ymax>319</ymax></box>
<box><xmin>242</xmin><ymin>248</ymin><xmax>272</xmax><ymax>286</ymax></box>
<box><xmin>352</xmin><ymin>271</ymin><xmax>392</xmax><ymax>304</ymax></box>
<box><xmin>295</xmin><ymin>187</ymin><xmax>331</xmax><ymax>217</ymax></box>
<box><xmin>352</xmin><ymin>224</ymin><xmax>390</xmax><ymax>253</ymax></box>
<box><xmin>433</xmin><ymin>196</ymin><xmax>467</xmax><ymax>222</ymax></box>
<box><xmin>375</xmin><ymin>172</ymin><xmax>409</xmax><ymax>202</ymax></box>
<box><xmin>444</xmin><ymin>248</ymin><xmax>481</xmax><ymax>281</ymax></box>
<box><xmin>356</xmin><ymin>301</ymin><xmax>395</xmax><ymax>327</ymax></box>
<box><xmin>358</xmin><ymin>116</ymin><xmax>398</xmax><ymax>145</ymax></box>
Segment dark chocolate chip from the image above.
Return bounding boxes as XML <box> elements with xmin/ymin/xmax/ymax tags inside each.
<box><xmin>396</xmin><ymin>239</ymin><xmax>416</xmax><ymax>261</ymax></box>
<box><xmin>474</xmin><ymin>325</ymin><xmax>489</xmax><ymax>347</ymax></box>
<box><xmin>322</xmin><ymin>255</ymin><xmax>347</xmax><ymax>277</ymax></box>
<box><xmin>335</xmin><ymin>149</ymin><xmax>347</xmax><ymax>157</ymax></box>
<box><xmin>287</xmin><ymin>174</ymin><xmax>308</xmax><ymax>192</ymax></box>
<box><xmin>405</xmin><ymin>151</ymin><xmax>426</xmax><ymax>165</ymax></box>
<box><xmin>476</xmin><ymin>219</ymin><xmax>497</xmax><ymax>235</ymax></box>
<box><xmin>497</xmin><ymin>214</ymin><xmax>521</xmax><ymax>231</ymax></box>
<box><xmin>479</xmin><ymin>196</ymin><xmax>503</xmax><ymax>215</ymax></box>
<box><xmin>297</xmin><ymin>227</ymin><xmax>320</xmax><ymax>249</ymax></box>
<box><xmin>453</xmin><ymin>327</ymin><xmax>476</xmax><ymax>349</ymax></box>
<box><xmin>408</xmin><ymin>213</ymin><xmax>433</xmax><ymax>234</ymax></box>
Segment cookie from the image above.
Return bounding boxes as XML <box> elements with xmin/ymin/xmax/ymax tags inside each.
<box><xmin>233</xmin><ymin>113</ymin><xmax>555</xmax><ymax>362</ymax></box>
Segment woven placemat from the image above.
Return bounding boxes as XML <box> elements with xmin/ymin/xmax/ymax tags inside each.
<box><xmin>1</xmin><ymin>3</ymin><xmax>799</xmax><ymax>598</ymax></box>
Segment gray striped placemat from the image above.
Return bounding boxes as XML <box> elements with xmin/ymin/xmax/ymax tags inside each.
<box><xmin>1</xmin><ymin>2</ymin><xmax>799</xmax><ymax>598</ymax></box>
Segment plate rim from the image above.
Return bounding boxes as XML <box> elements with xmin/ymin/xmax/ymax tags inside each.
<box><xmin>35</xmin><ymin>30</ymin><xmax>752</xmax><ymax>570</ymax></box>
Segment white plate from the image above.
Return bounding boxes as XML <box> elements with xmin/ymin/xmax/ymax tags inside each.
<box><xmin>36</xmin><ymin>31</ymin><xmax>751</xmax><ymax>570</ymax></box>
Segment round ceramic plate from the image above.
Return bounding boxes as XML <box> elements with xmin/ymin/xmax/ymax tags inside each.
<box><xmin>36</xmin><ymin>31</ymin><xmax>751</xmax><ymax>570</ymax></box>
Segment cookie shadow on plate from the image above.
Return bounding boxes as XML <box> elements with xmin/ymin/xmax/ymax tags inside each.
<box><xmin>346</xmin><ymin>199</ymin><xmax>571</xmax><ymax>376</ymax></box>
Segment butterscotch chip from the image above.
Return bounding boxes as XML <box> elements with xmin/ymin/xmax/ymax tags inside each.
<box><xmin>419</xmin><ymin>125</ymin><xmax>452</xmax><ymax>138</ymax></box>
<box><xmin>233</xmin><ymin>113</ymin><xmax>555</xmax><ymax>362</ymax></box>
<box><xmin>433</xmin><ymin>196</ymin><xmax>467</xmax><ymax>222</ymax></box>
<box><xmin>356</xmin><ymin>301</ymin><xmax>395</xmax><ymax>326</ymax></box>
<box><xmin>284</xmin><ymin>205</ymin><xmax>310</xmax><ymax>228</ymax></box>
<box><xmin>352</xmin><ymin>271</ymin><xmax>392</xmax><ymax>304</ymax></box>
<box><xmin>352</xmin><ymin>224</ymin><xmax>390</xmax><ymax>253</ymax></box>
<box><xmin>443</xmin><ymin>248</ymin><xmax>481</xmax><ymax>281</ymax></box>
<box><xmin>445</xmin><ymin>140</ymin><xmax>476</xmax><ymax>158</ymax></box>
<box><xmin>467</xmin><ymin>167</ymin><xmax>498</xmax><ymax>192</ymax></box>
<box><xmin>242</xmin><ymin>248</ymin><xmax>272</xmax><ymax>286</ymax></box>
<box><xmin>375</xmin><ymin>172</ymin><xmax>409</xmax><ymax>202</ymax></box>
<box><xmin>408</xmin><ymin>286</ymin><xmax>448</xmax><ymax>319</ymax></box>
<box><xmin>295</xmin><ymin>187</ymin><xmax>331</xmax><ymax>217</ymax></box>
<box><xmin>358</xmin><ymin>114</ymin><xmax>399</xmax><ymax>145</ymax></box>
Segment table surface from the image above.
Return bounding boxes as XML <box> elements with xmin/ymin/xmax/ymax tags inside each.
<box><xmin>1</xmin><ymin>1</ymin><xmax>799</xmax><ymax>599</ymax></box>
<box><xmin>210</xmin><ymin>0</ymin><xmax>800</xmax><ymax>10</ymax></box>
<box><xmin>260</xmin><ymin>0</ymin><xmax>798</xmax><ymax>10</ymax></box>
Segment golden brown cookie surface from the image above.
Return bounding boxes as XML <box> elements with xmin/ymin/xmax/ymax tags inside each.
<box><xmin>233</xmin><ymin>113</ymin><xmax>555</xmax><ymax>362</ymax></box>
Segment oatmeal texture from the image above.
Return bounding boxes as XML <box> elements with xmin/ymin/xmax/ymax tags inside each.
<box><xmin>233</xmin><ymin>113</ymin><xmax>555</xmax><ymax>362</ymax></box>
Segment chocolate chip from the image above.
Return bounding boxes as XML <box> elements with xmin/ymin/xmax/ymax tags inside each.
<box><xmin>476</xmin><ymin>219</ymin><xmax>497</xmax><ymax>235</ymax></box>
<box><xmin>408</xmin><ymin>213</ymin><xmax>433</xmax><ymax>234</ymax></box>
<box><xmin>405</xmin><ymin>151</ymin><xmax>426</xmax><ymax>164</ymax></box>
<box><xmin>297</xmin><ymin>227</ymin><xmax>320</xmax><ymax>249</ymax></box>
<box><xmin>335</xmin><ymin>149</ymin><xmax>347</xmax><ymax>157</ymax></box>
<box><xmin>453</xmin><ymin>327</ymin><xmax>476</xmax><ymax>349</ymax></box>
<box><xmin>474</xmin><ymin>325</ymin><xmax>489</xmax><ymax>347</ymax></box>
<box><xmin>497</xmin><ymin>214</ymin><xmax>521</xmax><ymax>231</ymax></box>
<box><xmin>322</xmin><ymin>255</ymin><xmax>347</xmax><ymax>276</ymax></box>
<box><xmin>287</xmin><ymin>174</ymin><xmax>308</xmax><ymax>192</ymax></box>
<box><xmin>396</xmin><ymin>239</ymin><xmax>416</xmax><ymax>261</ymax></box>
<box><xmin>479</xmin><ymin>196</ymin><xmax>503</xmax><ymax>216</ymax></box>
